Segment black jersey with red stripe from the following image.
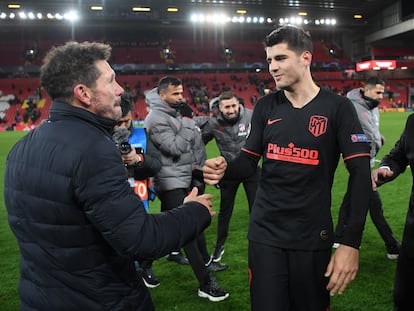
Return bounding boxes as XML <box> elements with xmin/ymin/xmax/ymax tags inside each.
<box><xmin>243</xmin><ymin>88</ymin><xmax>370</xmax><ymax>250</ymax></box>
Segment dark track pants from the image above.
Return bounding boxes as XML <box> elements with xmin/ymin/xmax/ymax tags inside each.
<box><xmin>158</xmin><ymin>188</ymin><xmax>211</xmax><ymax>286</ymax></box>
<box><xmin>215</xmin><ymin>167</ymin><xmax>259</xmax><ymax>250</ymax></box>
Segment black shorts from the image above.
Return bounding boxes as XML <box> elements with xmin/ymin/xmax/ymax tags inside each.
<box><xmin>248</xmin><ymin>241</ymin><xmax>331</xmax><ymax>311</ymax></box>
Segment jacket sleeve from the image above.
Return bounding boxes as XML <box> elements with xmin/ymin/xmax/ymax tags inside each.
<box><xmin>75</xmin><ymin>138</ymin><xmax>211</xmax><ymax>260</ymax></box>
<box><xmin>379</xmin><ymin>115</ymin><xmax>413</xmax><ymax>179</ymax></box>
<box><xmin>354</xmin><ymin>104</ymin><xmax>380</xmax><ymax>157</ymax></box>
<box><xmin>196</xmin><ymin>117</ymin><xmax>214</xmax><ymax>145</ymax></box>
<box><xmin>147</xmin><ymin>113</ymin><xmax>195</xmax><ymax>158</ymax></box>
<box><xmin>132</xmin><ymin>131</ymin><xmax>161</xmax><ymax>179</ymax></box>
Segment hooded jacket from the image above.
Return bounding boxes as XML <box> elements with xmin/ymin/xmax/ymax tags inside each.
<box><xmin>144</xmin><ymin>88</ymin><xmax>196</xmax><ymax>192</ymax></box>
<box><xmin>199</xmin><ymin>104</ymin><xmax>253</xmax><ymax>162</ymax></box>
<box><xmin>4</xmin><ymin>102</ymin><xmax>211</xmax><ymax>310</ymax></box>
<box><xmin>347</xmin><ymin>88</ymin><xmax>382</xmax><ymax>165</ymax></box>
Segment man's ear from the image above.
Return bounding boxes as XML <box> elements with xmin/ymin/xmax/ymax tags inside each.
<box><xmin>73</xmin><ymin>84</ymin><xmax>92</xmax><ymax>107</ymax></box>
<box><xmin>302</xmin><ymin>50</ymin><xmax>313</xmax><ymax>65</ymax></box>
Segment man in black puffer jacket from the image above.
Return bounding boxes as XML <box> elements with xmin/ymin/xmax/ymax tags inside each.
<box><xmin>4</xmin><ymin>41</ymin><xmax>215</xmax><ymax>311</ymax></box>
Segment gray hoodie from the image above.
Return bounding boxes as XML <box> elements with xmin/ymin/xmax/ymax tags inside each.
<box><xmin>199</xmin><ymin>105</ymin><xmax>253</xmax><ymax>162</ymax></box>
<box><xmin>347</xmin><ymin>88</ymin><xmax>382</xmax><ymax>167</ymax></box>
<box><xmin>144</xmin><ymin>87</ymin><xmax>196</xmax><ymax>192</ymax></box>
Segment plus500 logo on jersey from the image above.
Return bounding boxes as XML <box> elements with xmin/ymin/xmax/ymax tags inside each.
<box><xmin>266</xmin><ymin>142</ymin><xmax>319</xmax><ymax>165</ymax></box>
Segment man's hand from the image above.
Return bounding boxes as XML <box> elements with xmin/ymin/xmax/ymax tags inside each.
<box><xmin>202</xmin><ymin>156</ymin><xmax>227</xmax><ymax>185</ymax></box>
<box><xmin>121</xmin><ymin>147</ymin><xmax>144</xmax><ymax>166</ymax></box>
<box><xmin>371</xmin><ymin>167</ymin><xmax>394</xmax><ymax>190</ymax></box>
<box><xmin>325</xmin><ymin>244</ymin><xmax>359</xmax><ymax>296</ymax></box>
<box><xmin>184</xmin><ymin>187</ymin><xmax>215</xmax><ymax>217</ymax></box>
<box><xmin>179</xmin><ymin>102</ymin><xmax>194</xmax><ymax>118</ymax></box>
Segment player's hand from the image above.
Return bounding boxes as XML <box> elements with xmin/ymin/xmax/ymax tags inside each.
<box><xmin>184</xmin><ymin>187</ymin><xmax>215</xmax><ymax>217</ymax></box>
<box><xmin>325</xmin><ymin>244</ymin><xmax>359</xmax><ymax>296</ymax></box>
<box><xmin>202</xmin><ymin>156</ymin><xmax>227</xmax><ymax>185</ymax></box>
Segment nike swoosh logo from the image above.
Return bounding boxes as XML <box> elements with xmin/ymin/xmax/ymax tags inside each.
<box><xmin>267</xmin><ymin>118</ymin><xmax>282</xmax><ymax>125</ymax></box>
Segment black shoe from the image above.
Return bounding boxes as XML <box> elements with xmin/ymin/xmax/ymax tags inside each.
<box><xmin>166</xmin><ymin>252</ymin><xmax>189</xmax><ymax>265</ymax></box>
<box><xmin>212</xmin><ymin>245</ymin><xmax>225</xmax><ymax>262</ymax></box>
<box><xmin>140</xmin><ymin>268</ymin><xmax>160</xmax><ymax>288</ymax></box>
<box><xmin>206</xmin><ymin>261</ymin><xmax>228</xmax><ymax>272</ymax></box>
<box><xmin>198</xmin><ymin>277</ymin><xmax>229</xmax><ymax>302</ymax></box>
<box><xmin>387</xmin><ymin>243</ymin><xmax>401</xmax><ymax>260</ymax></box>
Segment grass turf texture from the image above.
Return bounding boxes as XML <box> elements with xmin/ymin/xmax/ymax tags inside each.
<box><xmin>0</xmin><ymin>111</ymin><xmax>411</xmax><ymax>310</ymax></box>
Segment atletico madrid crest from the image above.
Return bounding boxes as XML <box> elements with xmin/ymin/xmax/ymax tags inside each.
<box><xmin>308</xmin><ymin>116</ymin><xmax>328</xmax><ymax>137</ymax></box>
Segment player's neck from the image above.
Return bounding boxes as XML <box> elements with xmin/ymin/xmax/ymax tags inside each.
<box><xmin>284</xmin><ymin>81</ymin><xmax>320</xmax><ymax>108</ymax></box>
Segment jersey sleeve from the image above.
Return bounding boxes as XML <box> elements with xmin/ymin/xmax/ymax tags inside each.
<box><xmin>242</xmin><ymin>96</ymin><xmax>268</xmax><ymax>157</ymax></box>
<box><xmin>335</xmin><ymin>97</ymin><xmax>371</xmax><ymax>248</ymax></box>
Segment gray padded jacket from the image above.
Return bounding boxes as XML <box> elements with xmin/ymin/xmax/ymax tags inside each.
<box><xmin>144</xmin><ymin>88</ymin><xmax>196</xmax><ymax>192</ymax></box>
<box><xmin>347</xmin><ymin>88</ymin><xmax>382</xmax><ymax>167</ymax></box>
<box><xmin>199</xmin><ymin>105</ymin><xmax>253</xmax><ymax>162</ymax></box>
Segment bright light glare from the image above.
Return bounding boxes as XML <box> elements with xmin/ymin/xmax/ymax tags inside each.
<box><xmin>64</xmin><ymin>10</ymin><xmax>79</xmax><ymax>21</ymax></box>
<box><xmin>18</xmin><ymin>11</ymin><xmax>27</xmax><ymax>19</ymax></box>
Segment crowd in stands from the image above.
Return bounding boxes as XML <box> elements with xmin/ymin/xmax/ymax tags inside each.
<box><xmin>0</xmin><ymin>71</ymin><xmax>411</xmax><ymax>131</ymax></box>
<box><xmin>0</xmin><ymin>82</ymin><xmax>49</xmax><ymax>131</ymax></box>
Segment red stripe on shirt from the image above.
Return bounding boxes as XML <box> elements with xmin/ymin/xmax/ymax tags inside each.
<box><xmin>343</xmin><ymin>153</ymin><xmax>371</xmax><ymax>161</ymax></box>
<box><xmin>242</xmin><ymin>147</ymin><xmax>261</xmax><ymax>157</ymax></box>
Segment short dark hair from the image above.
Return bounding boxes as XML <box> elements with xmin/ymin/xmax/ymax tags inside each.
<box><xmin>264</xmin><ymin>25</ymin><xmax>313</xmax><ymax>55</ymax></box>
<box><xmin>365</xmin><ymin>77</ymin><xmax>385</xmax><ymax>87</ymax></box>
<box><xmin>157</xmin><ymin>76</ymin><xmax>182</xmax><ymax>94</ymax></box>
<box><xmin>40</xmin><ymin>41</ymin><xmax>112</xmax><ymax>103</ymax></box>
<box><xmin>219</xmin><ymin>90</ymin><xmax>237</xmax><ymax>102</ymax></box>
<box><xmin>120</xmin><ymin>95</ymin><xmax>134</xmax><ymax>117</ymax></box>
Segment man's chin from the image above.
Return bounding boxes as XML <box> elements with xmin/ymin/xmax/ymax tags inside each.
<box><xmin>113</xmin><ymin>107</ymin><xmax>122</xmax><ymax>120</ymax></box>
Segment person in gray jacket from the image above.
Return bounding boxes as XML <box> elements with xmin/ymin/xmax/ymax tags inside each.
<box><xmin>335</xmin><ymin>76</ymin><xmax>400</xmax><ymax>259</ymax></box>
<box><xmin>144</xmin><ymin>76</ymin><xmax>229</xmax><ymax>302</ymax></box>
<box><xmin>200</xmin><ymin>90</ymin><xmax>260</xmax><ymax>263</ymax></box>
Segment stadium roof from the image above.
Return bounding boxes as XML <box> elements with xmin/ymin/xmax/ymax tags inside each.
<box><xmin>1</xmin><ymin>0</ymin><xmax>399</xmax><ymax>25</ymax></box>
<box><xmin>0</xmin><ymin>0</ymin><xmax>412</xmax><ymax>47</ymax></box>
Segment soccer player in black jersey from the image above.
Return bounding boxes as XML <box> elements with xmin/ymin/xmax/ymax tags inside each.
<box><xmin>203</xmin><ymin>25</ymin><xmax>372</xmax><ymax>311</ymax></box>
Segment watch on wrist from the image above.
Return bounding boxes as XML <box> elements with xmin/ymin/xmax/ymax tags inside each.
<box><xmin>134</xmin><ymin>154</ymin><xmax>143</xmax><ymax>167</ymax></box>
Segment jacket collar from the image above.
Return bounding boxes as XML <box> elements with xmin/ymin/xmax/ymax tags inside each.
<box><xmin>49</xmin><ymin>101</ymin><xmax>117</xmax><ymax>134</ymax></box>
<box><xmin>145</xmin><ymin>87</ymin><xmax>178</xmax><ymax>117</ymax></box>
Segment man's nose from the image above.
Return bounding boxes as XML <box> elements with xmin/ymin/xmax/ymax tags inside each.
<box><xmin>269</xmin><ymin>62</ymin><xmax>278</xmax><ymax>72</ymax></box>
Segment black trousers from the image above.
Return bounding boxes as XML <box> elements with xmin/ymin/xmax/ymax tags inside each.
<box><xmin>249</xmin><ymin>241</ymin><xmax>330</xmax><ymax>311</ymax></box>
<box><xmin>393</xmin><ymin>206</ymin><xmax>414</xmax><ymax>311</ymax></box>
<box><xmin>215</xmin><ymin>167</ymin><xmax>259</xmax><ymax>250</ymax></box>
<box><xmin>393</xmin><ymin>246</ymin><xmax>414</xmax><ymax>310</ymax></box>
<box><xmin>158</xmin><ymin>188</ymin><xmax>211</xmax><ymax>286</ymax></box>
<box><xmin>336</xmin><ymin>189</ymin><xmax>399</xmax><ymax>249</ymax></box>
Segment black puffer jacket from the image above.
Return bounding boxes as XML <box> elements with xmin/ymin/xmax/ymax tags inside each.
<box><xmin>4</xmin><ymin>102</ymin><xmax>211</xmax><ymax>311</ymax></box>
